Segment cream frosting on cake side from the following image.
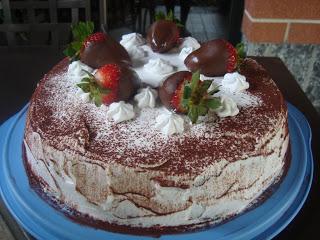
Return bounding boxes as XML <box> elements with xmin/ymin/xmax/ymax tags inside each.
<box><xmin>23</xmin><ymin>34</ymin><xmax>290</xmax><ymax>233</ymax></box>
<box><xmin>24</xmin><ymin>117</ymin><xmax>288</xmax><ymax>228</ymax></box>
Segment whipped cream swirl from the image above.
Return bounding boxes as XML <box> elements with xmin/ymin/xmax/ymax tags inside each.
<box><xmin>120</xmin><ymin>33</ymin><xmax>145</xmax><ymax>49</ymax></box>
<box><xmin>120</xmin><ymin>33</ymin><xmax>146</xmax><ymax>60</ymax></box>
<box><xmin>179</xmin><ymin>37</ymin><xmax>201</xmax><ymax>61</ymax></box>
<box><xmin>222</xmin><ymin>72</ymin><xmax>249</xmax><ymax>93</ymax></box>
<box><xmin>134</xmin><ymin>87</ymin><xmax>158</xmax><ymax>108</ymax></box>
<box><xmin>179</xmin><ymin>47</ymin><xmax>193</xmax><ymax>61</ymax></box>
<box><xmin>68</xmin><ymin>60</ymin><xmax>93</xmax><ymax>81</ymax></box>
<box><xmin>144</xmin><ymin>58</ymin><xmax>174</xmax><ymax>75</ymax></box>
<box><xmin>215</xmin><ymin>95</ymin><xmax>239</xmax><ymax>117</ymax></box>
<box><xmin>128</xmin><ymin>47</ymin><xmax>146</xmax><ymax>60</ymax></box>
<box><xmin>106</xmin><ymin>101</ymin><xmax>135</xmax><ymax>123</ymax></box>
<box><xmin>155</xmin><ymin>110</ymin><xmax>184</xmax><ymax>135</ymax></box>
<box><xmin>179</xmin><ymin>37</ymin><xmax>201</xmax><ymax>50</ymax></box>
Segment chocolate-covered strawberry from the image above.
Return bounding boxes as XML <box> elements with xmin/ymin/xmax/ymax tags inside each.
<box><xmin>146</xmin><ymin>11</ymin><xmax>182</xmax><ymax>53</ymax></box>
<box><xmin>64</xmin><ymin>21</ymin><xmax>130</xmax><ymax>69</ymax></box>
<box><xmin>159</xmin><ymin>71</ymin><xmax>192</xmax><ymax>112</ymax></box>
<box><xmin>184</xmin><ymin>39</ymin><xmax>245</xmax><ymax>77</ymax></box>
<box><xmin>159</xmin><ymin>70</ymin><xmax>221</xmax><ymax>123</ymax></box>
<box><xmin>77</xmin><ymin>63</ymin><xmax>141</xmax><ymax>106</ymax></box>
<box><xmin>80</xmin><ymin>33</ymin><xmax>131</xmax><ymax>69</ymax></box>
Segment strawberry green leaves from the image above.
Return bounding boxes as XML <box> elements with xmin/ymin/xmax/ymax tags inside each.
<box><xmin>236</xmin><ymin>43</ymin><xmax>246</xmax><ymax>59</ymax></box>
<box><xmin>155</xmin><ymin>11</ymin><xmax>166</xmax><ymax>21</ymax></box>
<box><xmin>236</xmin><ymin>43</ymin><xmax>246</xmax><ymax>69</ymax></box>
<box><xmin>190</xmin><ymin>70</ymin><xmax>200</xmax><ymax>90</ymax></box>
<box><xmin>155</xmin><ymin>10</ymin><xmax>184</xmax><ymax>27</ymax></box>
<box><xmin>183</xmin><ymin>85</ymin><xmax>192</xmax><ymax>99</ymax></box>
<box><xmin>77</xmin><ymin>70</ymin><xmax>110</xmax><ymax>107</ymax></box>
<box><xmin>206</xmin><ymin>98</ymin><xmax>221</xmax><ymax>109</ymax></box>
<box><xmin>64</xmin><ymin>21</ymin><xmax>94</xmax><ymax>60</ymax></box>
<box><xmin>72</xmin><ymin>21</ymin><xmax>94</xmax><ymax>42</ymax></box>
<box><xmin>208</xmin><ymin>84</ymin><xmax>220</xmax><ymax>95</ymax></box>
<box><xmin>182</xmin><ymin>70</ymin><xmax>221</xmax><ymax>124</ymax></box>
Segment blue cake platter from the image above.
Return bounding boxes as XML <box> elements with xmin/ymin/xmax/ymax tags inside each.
<box><xmin>0</xmin><ymin>102</ymin><xmax>313</xmax><ymax>240</ymax></box>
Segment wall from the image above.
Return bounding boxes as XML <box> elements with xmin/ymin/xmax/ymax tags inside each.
<box><xmin>242</xmin><ymin>0</ymin><xmax>320</xmax><ymax>113</ymax></box>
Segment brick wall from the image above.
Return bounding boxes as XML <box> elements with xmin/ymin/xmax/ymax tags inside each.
<box><xmin>242</xmin><ymin>0</ymin><xmax>320</xmax><ymax>44</ymax></box>
<box><xmin>242</xmin><ymin>0</ymin><xmax>320</xmax><ymax>114</ymax></box>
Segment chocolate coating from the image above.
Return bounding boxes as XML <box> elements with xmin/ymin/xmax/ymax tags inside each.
<box><xmin>80</xmin><ymin>35</ymin><xmax>131</xmax><ymax>69</ymax></box>
<box><xmin>159</xmin><ymin>71</ymin><xmax>192</xmax><ymax>109</ymax></box>
<box><xmin>118</xmin><ymin>66</ymin><xmax>141</xmax><ymax>101</ymax></box>
<box><xmin>184</xmin><ymin>39</ymin><xmax>228</xmax><ymax>76</ymax></box>
<box><xmin>147</xmin><ymin>20</ymin><xmax>180</xmax><ymax>53</ymax></box>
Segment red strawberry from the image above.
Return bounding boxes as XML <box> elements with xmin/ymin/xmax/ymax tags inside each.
<box><xmin>101</xmin><ymin>91</ymin><xmax>118</xmax><ymax>105</ymax></box>
<box><xmin>224</xmin><ymin>40</ymin><xmax>238</xmax><ymax>72</ymax></box>
<box><xmin>170</xmin><ymin>77</ymin><xmax>191</xmax><ymax>113</ymax></box>
<box><xmin>94</xmin><ymin>63</ymin><xmax>121</xmax><ymax>90</ymax></box>
<box><xmin>159</xmin><ymin>71</ymin><xmax>191</xmax><ymax>113</ymax></box>
<box><xmin>146</xmin><ymin>20</ymin><xmax>180</xmax><ymax>53</ymax></box>
<box><xmin>80</xmin><ymin>34</ymin><xmax>131</xmax><ymax>69</ymax></box>
<box><xmin>94</xmin><ymin>64</ymin><xmax>121</xmax><ymax>104</ymax></box>
<box><xmin>159</xmin><ymin>71</ymin><xmax>221</xmax><ymax>123</ymax></box>
<box><xmin>83</xmin><ymin>32</ymin><xmax>107</xmax><ymax>48</ymax></box>
<box><xmin>77</xmin><ymin>64</ymin><xmax>141</xmax><ymax>106</ymax></box>
<box><xmin>146</xmin><ymin>10</ymin><xmax>182</xmax><ymax>53</ymax></box>
<box><xmin>184</xmin><ymin>39</ymin><xmax>245</xmax><ymax>77</ymax></box>
<box><xmin>64</xmin><ymin>21</ymin><xmax>131</xmax><ymax>68</ymax></box>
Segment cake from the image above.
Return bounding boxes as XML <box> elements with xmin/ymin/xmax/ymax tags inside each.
<box><xmin>23</xmin><ymin>20</ymin><xmax>290</xmax><ymax>235</ymax></box>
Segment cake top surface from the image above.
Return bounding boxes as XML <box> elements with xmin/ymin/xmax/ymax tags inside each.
<box><xmin>27</xmin><ymin>40</ymin><xmax>287</xmax><ymax>176</ymax></box>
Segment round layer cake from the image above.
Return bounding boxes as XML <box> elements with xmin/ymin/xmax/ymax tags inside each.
<box><xmin>23</xmin><ymin>34</ymin><xmax>290</xmax><ymax>235</ymax></box>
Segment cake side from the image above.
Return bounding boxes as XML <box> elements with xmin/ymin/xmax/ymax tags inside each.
<box><xmin>22</xmin><ymin>143</ymin><xmax>290</xmax><ymax>236</ymax></box>
<box><xmin>23</xmin><ymin>57</ymin><xmax>290</xmax><ymax>232</ymax></box>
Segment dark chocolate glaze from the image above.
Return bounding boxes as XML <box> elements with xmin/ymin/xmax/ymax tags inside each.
<box><xmin>147</xmin><ymin>20</ymin><xmax>180</xmax><ymax>53</ymax></box>
<box><xmin>22</xmin><ymin>143</ymin><xmax>291</xmax><ymax>236</ymax></box>
<box><xmin>159</xmin><ymin>71</ymin><xmax>192</xmax><ymax>110</ymax></box>
<box><xmin>184</xmin><ymin>39</ymin><xmax>228</xmax><ymax>76</ymax></box>
<box><xmin>117</xmin><ymin>66</ymin><xmax>142</xmax><ymax>101</ymax></box>
<box><xmin>80</xmin><ymin>35</ymin><xmax>131</xmax><ymax>69</ymax></box>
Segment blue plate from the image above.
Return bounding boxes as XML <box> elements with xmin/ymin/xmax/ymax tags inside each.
<box><xmin>0</xmin><ymin>103</ymin><xmax>313</xmax><ymax>240</ymax></box>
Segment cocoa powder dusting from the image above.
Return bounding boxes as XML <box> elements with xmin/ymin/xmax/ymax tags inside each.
<box><xmin>26</xmin><ymin>58</ymin><xmax>288</xmax><ymax>176</ymax></box>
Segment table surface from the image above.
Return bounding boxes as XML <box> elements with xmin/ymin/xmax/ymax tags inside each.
<box><xmin>0</xmin><ymin>48</ymin><xmax>319</xmax><ymax>240</ymax></box>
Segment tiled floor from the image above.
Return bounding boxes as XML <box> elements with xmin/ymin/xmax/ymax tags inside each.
<box><xmin>0</xmin><ymin>197</ymin><xmax>31</xmax><ymax>240</ymax></box>
<box><xmin>0</xmin><ymin>215</ymin><xmax>14</xmax><ymax>240</ymax></box>
<box><xmin>245</xmin><ymin>40</ymin><xmax>320</xmax><ymax>114</ymax></box>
